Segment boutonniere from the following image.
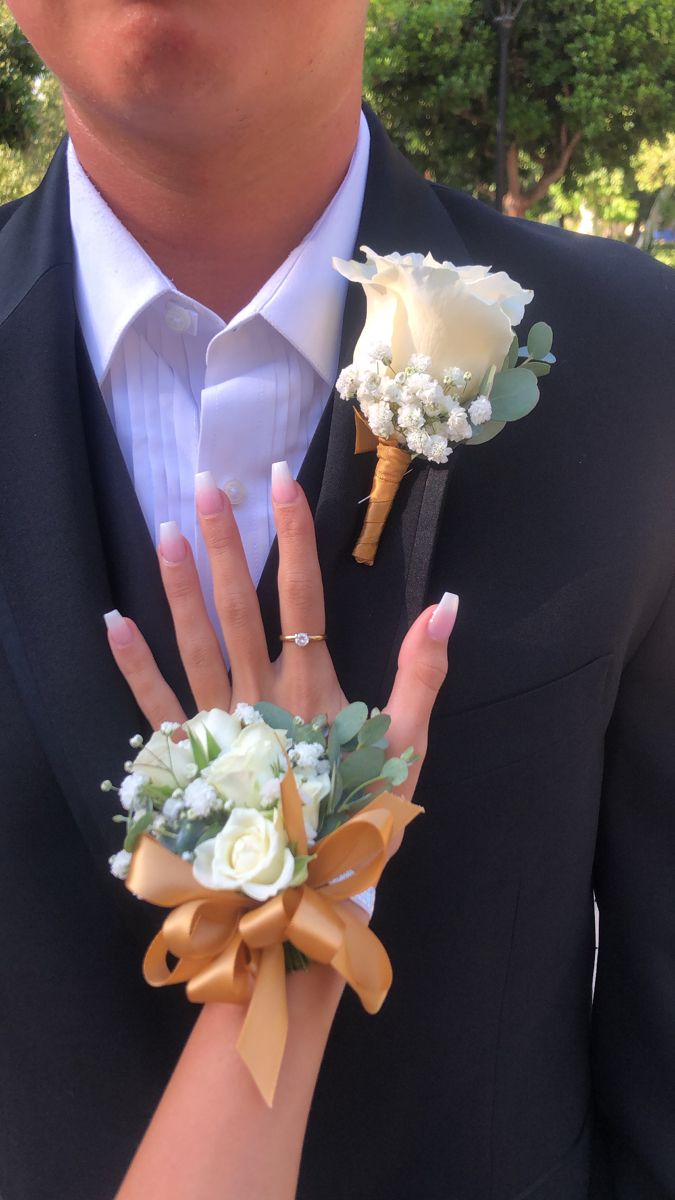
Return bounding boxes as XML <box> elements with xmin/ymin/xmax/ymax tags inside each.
<box><xmin>332</xmin><ymin>247</ymin><xmax>556</xmax><ymax>565</ymax></box>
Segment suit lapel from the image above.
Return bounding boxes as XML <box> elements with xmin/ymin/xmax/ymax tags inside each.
<box><xmin>0</xmin><ymin>113</ymin><xmax>474</xmax><ymax>864</ymax></box>
<box><xmin>0</xmin><ymin>146</ymin><xmax>189</xmax><ymax>865</ymax></box>
<box><xmin>259</xmin><ymin>109</ymin><xmax>472</xmax><ymax>705</ymax></box>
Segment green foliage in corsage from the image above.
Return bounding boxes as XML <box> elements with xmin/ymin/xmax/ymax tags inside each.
<box><xmin>103</xmin><ymin>703</ymin><xmax>414</xmax><ymax>892</ymax></box>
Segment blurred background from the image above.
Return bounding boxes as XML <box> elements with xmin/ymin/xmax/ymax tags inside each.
<box><xmin>1</xmin><ymin>0</ymin><xmax>673</xmax><ymax>264</ymax></box>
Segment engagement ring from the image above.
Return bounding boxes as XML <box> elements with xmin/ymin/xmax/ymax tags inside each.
<box><xmin>279</xmin><ymin>632</ymin><xmax>326</xmax><ymax>647</ymax></box>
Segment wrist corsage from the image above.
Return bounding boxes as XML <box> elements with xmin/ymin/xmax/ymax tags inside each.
<box><xmin>103</xmin><ymin>702</ymin><xmax>421</xmax><ymax>1104</ymax></box>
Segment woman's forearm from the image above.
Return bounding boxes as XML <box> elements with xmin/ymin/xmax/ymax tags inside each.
<box><xmin>117</xmin><ymin>962</ymin><xmax>345</xmax><ymax>1200</ymax></box>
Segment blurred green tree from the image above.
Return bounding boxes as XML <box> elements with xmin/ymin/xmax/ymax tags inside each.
<box><xmin>364</xmin><ymin>0</ymin><xmax>675</xmax><ymax>217</ymax></box>
<box><xmin>0</xmin><ymin>2</ymin><xmax>43</xmax><ymax>147</ymax></box>
<box><xmin>0</xmin><ymin>3</ymin><xmax>64</xmax><ymax>202</ymax></box>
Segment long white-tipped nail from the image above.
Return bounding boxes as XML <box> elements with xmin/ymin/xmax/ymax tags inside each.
<box><xmin>195</xmin><ymin>470</ymin><xmax>224</xmax><ymax>516</ymax></box>
<box><xmin>104</xmin><ymin>608</ymin><xmax>133</xmax><ymax>647</ymax></box>
<box><xmin>271</xmin><ymin>460</ymin><xmax>297</xmax><ymax>504</ymax></box>
<box><xmin>427</xmin><ymin>592</ymin><xmax>459</xmax><ymax>642</ymax></box>
<box><xmin>159</xmin><ymin>520</ymin><xmax>186</xmax><ymax>564</ymax></box>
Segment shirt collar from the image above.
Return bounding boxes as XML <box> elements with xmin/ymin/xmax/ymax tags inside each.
<box><xmin>67</xmin><ymin>112</ymin><xmax>370</xmax><ymax>386</ymax></box>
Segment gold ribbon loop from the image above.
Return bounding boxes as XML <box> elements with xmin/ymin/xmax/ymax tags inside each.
<box><xmin>335</xmin><ymin>917</ymin><xmax>393</xmax><ymax>1014</ymax></box>
<box><xmin>126</xmin><ymin>785</ymin><xmax>422</xmax><ymax>1105</ymax></box>
<box><xmin>309</xmin><ymin>809</ymin><xmax>391</xmax><ymax>898</ymax></box>
<box><xmin>284</xmin><ymin>887</ymin><xmax>346</xmax><ymax>963</ymax></box>
<box><xmin>239</xmin><ymin>892</ymin><xmax>295</xmax><ymax>949</ymax></box>
<box><xmin>143</xmin><ymin>929</ymin><xmax>202</xmax><ymax>988</ymax></box>
<box><xmin>187</xmin><ymin>933</ymin><xmax>251</xmax><ymax>1005</ymax></box>
<box><xmin>163</xmin><ymin>898</ymin><xmax>242</xmax><ymax>959</ymax></box>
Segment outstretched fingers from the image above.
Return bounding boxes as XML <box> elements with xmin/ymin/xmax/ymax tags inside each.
<box><xmin>385</xmin><ymin>592</ymin><xmax>459</xmax><ymax>799</ymax></box>
<box><xmin>104</xmin><ymin>610</ymin><xmax>187</xmax><ymax>730</ymax></box>
<box><xmin>157</xmin><ymin>521</ymin><xmax>231</xmax><ymax>712</ymax></box>
<box><xmin>195</xmin><ymin>471</ymin><xmax>269</xmax><ymax>701</ymax></box>
<box><xmin>272</xmin><ymin>461</ymin><xmax>340</xmax><ymax>717</ymax></box>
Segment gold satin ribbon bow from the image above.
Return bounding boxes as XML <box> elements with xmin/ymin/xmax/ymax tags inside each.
<box><xmin>352</xmin><ymin>409</ymin><xmax>412</xmax><ymax>566</ymax></box>
<box><xmin>126</xmin><ymin>770</ymin><xmax>422</xmax><ymax>1105</ymax></box>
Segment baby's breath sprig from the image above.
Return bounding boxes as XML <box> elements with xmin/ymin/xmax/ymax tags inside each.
<box><xmin>337</xmin><ymin>343</ymin><xmax>491</xmax><ymax>465</ymax></box>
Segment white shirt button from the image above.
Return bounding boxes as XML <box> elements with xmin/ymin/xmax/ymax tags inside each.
<box><xmin>223</xmin><ymin>478</ymin><xmax>246</xmax><ymax>506</ymax></box>
<box><xmin>164</xmin><ymin>302</ymin><xmax>194</xmax><ymax>334</ymax></box>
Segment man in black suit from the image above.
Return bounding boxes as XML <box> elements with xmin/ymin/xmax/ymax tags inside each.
<box><xmin>0</xmin><ymin>2</ymin><xmax>674</xmax><ymax>1198</ymax></box>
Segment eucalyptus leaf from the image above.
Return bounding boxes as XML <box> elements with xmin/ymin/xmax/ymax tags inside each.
<box><xmin>542</xmin><ymin>352</ymin><xmax>557</xmax><ymax>364</ymax></box>
<box><xmin>316</xmin><ymin>812</ymin><xmax>343</xmax><ymax>839</ymax></box>
<box><xmin>506</xmin><ymin>334</ymin><xmax>519</xmax><ymax>370</ymax></box>
<box><xmin>465</xmin><ymin>418</ymin><xmax>506</xmax><ymax>445</ymax></box>
<box><xmin>489</xmin><ymin>368</ymin><xmax>539</xmax><ymax>421</ymax></box>
<box><xmin>253</xmin><ymin>702</ymin><xmax>296</xmax><ymax>735</ymax></box>
<box><xmin>357</xmin><ymin>714</ymin><xmax>391</xmax><ymax>747</ymax></box>
<box><xmin>526</xmin><ymin>321</ymin><xmax>553</xmax><ymax>360</ymax></box>
<box><xmin>292</xmin><ymin>724</ymin><xmax>327</xmax><ymax>748</ymax></box>
<box><xmin>173</xmin><ymin>819</ymin><xmax>212</xmax><ymax>855</ymax></box>
<box><xmin>327</xmin><ymin>763</ymin><xmax>342</xmax><ymax>813</ymax></box>
<box><xmin>196</xmin><ymin>821</ymin><xmax>223</xmax><ymax>846</ymax></box>
<box><xmin>327</xmin><ymin>723</ymin><xmax>341</xmax><ymax>765</ymax></box>
<box><xmin>339</xmin><ymin>746</ymin><xmax>386</xmax><ymax>796</ymax></box>
<box><xmin>381</xmin><ymin>757</ymin><xmax>410</xmax><ymax>787</ymax></box>
<box><xmin>332</xmin><ymin>701</ymin><xmax>369</xmax><ymax>746</ymax></box>
<box><xmin>123</xmin><ymin>809</ymin><xmax>154</xmax><ymax>853</ymax></box>
<box><xmin>340</xmin><ymin>790</ymin><xmax>385</xmax><ymax>818</ymax></box>
<box><xmin>519</xmin><ymin>360</ymin><xmax>551</xmax><ymax>377</ymax></box>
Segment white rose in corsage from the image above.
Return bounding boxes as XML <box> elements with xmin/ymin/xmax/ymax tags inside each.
<box><xmin>102</xmin><ymin>701</ymin><xmax>421</xmax><ymax>1106</ymax></box>
<box><xmin>193</xmin><ymin>807</ymin><xmax>295</xmax><ymax>900</ymax></box>
<box><xmin>130</xmin><ymin>727</ymin><xmax>195</xmax><ymax>789</ymax></box>
<box><xmin>203</xmin><ymin>723</ymin><xmax>288</xmax><ymax>809</ymax></box>
<box><xmin>332</xmin><ymin>246</ymin><xmax>556</xmax><ymax>565</ymax></box>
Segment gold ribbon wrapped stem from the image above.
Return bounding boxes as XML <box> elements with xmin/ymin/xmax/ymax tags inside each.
<box><xmin>352</xmin><ymin>411</ymin><xmax>412</xmax><ymax>566</ymax></box>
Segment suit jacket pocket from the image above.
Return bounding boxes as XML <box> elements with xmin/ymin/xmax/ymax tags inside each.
<box><xmin>429</xmin><ymin>654</ymin><xmax>613</xmax><ymax>785</ymax></box>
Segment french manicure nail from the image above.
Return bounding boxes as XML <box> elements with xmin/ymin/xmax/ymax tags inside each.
<box><xmin>427</xmin><ymin>592</ymin><xmax>459</xmax><ymax>642</ymax></box>
<box><xmin>195</xmin><ymin>470</ymin><xmax>224</xmax><ymax>516</ymax></box>
<box><xmin>104</xmin><ymin>609</ymin><xmax>133</xmax><ymax>647</ymax></box>
<box><xmin>271</xmin><ymin>460</ymin><xmax>297</xmax><ymax>504</ymax></box>
<box><xmin>159</xmin><ymin>520</ymin><xmax>186</xmax><ymax>564</ymax></box>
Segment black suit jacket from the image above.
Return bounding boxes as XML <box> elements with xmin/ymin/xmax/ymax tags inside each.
<box><xmin>1</xmin><ymin>109</ymin><xmax>674</xmax><ymax>1200</ymax></box>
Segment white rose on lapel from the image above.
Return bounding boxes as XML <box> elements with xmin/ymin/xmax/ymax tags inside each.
<box><xmin>331</xmin><ymin>246</ymin><xmax>555</xmax><ymax>566</ymax></box>
<box><xmin>333</xmin><ymin>246</ymin><xmax>533</xmax><ymax>400</ymax></box>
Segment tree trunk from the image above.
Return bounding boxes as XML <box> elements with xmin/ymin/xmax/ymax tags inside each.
<box><xmin>503</xmin><ymin>130</ymin><xmax>583</xmax><ymax>218</ymax></box>
<box><xmin>625</xmin><ymin>192</ymin><xmax>655</xmax><ymax>245</ymax></box>
<box><xmin>637</xmin><ymin>185</ymin><xmax>674</xmax><ymax>251</ymax></box>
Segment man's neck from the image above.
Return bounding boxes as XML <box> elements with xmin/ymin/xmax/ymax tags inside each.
<box><xmin>64</xmin><ymin>93</ymin><xmax>363</xmax><ymax>322</ymax></box>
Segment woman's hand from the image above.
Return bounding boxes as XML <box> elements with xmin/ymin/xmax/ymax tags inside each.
<box><xmin>109</xmin><ymin>460</ymin><xmax>458</xmax><ymax>1200</ymax></box>
<box><xmin>105</xmin><ymin>461</ymin><xmax>458</xmax><ymax>805</ymax></box>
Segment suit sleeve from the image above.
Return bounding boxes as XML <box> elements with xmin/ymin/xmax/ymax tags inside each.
<box><xmin>591</xmin><ymin>570</ymin><xmax>675</xmax><ymax>1197</ymax></box>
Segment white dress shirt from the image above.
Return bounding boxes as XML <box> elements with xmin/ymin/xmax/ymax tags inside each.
<box><xmin>67</xmin><ymin>114</ymin><xmax>370</xmax><ymax>638</ymax></box>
